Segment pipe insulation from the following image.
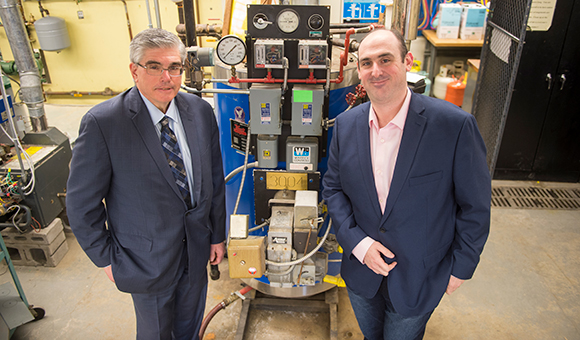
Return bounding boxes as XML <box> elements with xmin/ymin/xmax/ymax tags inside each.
<box><xmin>0</xmin><ymin>0</ymin><xmax>47</xmax><ymax>131</ymax></box>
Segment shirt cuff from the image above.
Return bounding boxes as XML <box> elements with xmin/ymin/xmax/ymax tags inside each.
<box><xmin>352</xmin><ymin>237</ymin><xmax>375</xmax><ymax>264</ymax></box>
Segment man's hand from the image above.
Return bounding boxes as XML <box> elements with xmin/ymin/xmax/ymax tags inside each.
<box><xmin>363</xmin><ymin>241</ymin><xmax>397</xmax><ymax>276</ymax></box>
<box><xmin>103</xmin><ymin>265</ymin><xmax>115</xmax><ymax>282</ymax></box>
<box><xmin>446</xmin><ymin>275</ymin><xmax>465</xmax><ymax>294</ymax></box>
<box><xmin>209</xmin><ymin>242</ymin><xmax>226</xmax><ymax>265</ymax></box>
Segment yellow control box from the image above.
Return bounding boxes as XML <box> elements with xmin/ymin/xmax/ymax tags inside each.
<box><xmin>228</xmin><ymin>236</ymin><xmax>267</xmax><ymax>278</ymax></box>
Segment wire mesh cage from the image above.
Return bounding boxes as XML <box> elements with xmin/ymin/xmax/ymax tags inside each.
<box><xmin>471</xmin><ymin>0</ymin><xmax>533</xmax><ymax>175</ymax></box>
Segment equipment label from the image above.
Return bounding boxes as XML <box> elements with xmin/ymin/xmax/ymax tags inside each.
<box><xmin>230</xmin><ymin>119</ymin><xmax>248</xmax><ymax>153</ymax></box>
<box><xmin>261</xmin><ymin>103</ymin><xmax>271</xmax><ymax>124</ymax></box>
<box><xmin>293</xmin><ymin>146</ymin><xmax>311</xmax><ymax>163</ymax></box>
<box><xmin>302</xmin><ymin>104</ymin><xmax>313</xmax><ymax>125</ymax></box>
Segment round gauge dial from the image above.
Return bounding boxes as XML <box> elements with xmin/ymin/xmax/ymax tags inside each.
<box><xmin>253</xmin><ymin>13</ymin><xmax>271</xmax><ymax>30</ymax></box>
<box><xmin>277</xmin><ymin>9</ymin><xmax>300</xmax><ymax>33</ymax></box>
<box><xmin>308</xmin><ymin>14</ymin><xmax>324</xmax><ymax>30</ymax></box>
<box><xmin>216</xmin><ymin>35</ymin><xmax>246</xmax><ymax>66</ymax></box>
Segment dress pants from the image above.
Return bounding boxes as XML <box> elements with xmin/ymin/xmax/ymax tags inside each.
<box><xmin>347</xmin><ymin>277</ymin><xmax>433</xmax><ymax>340</ymax></box>
<box><xmin>131</xmin><ymin>249</ymin><xmax>207</xmax><ymax>340</ymax></box>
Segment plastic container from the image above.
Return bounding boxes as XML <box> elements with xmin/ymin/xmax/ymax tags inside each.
<box><xmin>445</xmin><ymin>76</ymin><xmax>466</xmax><ymax>107</ymax></box>
<box><xmin>433</xmin><ymin>66</ymin><xmax>453</xmax><ymax>99</ymax></box>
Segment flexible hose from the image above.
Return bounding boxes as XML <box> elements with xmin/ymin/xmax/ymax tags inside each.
<box><xmin>233</xmin><ymin>126</ymin><xmax>251</xmax><ymax>215</ymax></box>
<box><xmin>225</xmin><ymin>161</ymin><xmax>258</xmax><ymax>184</ymax></box>
<box><xmin>199</xmin><ymin>286</ymin><xmax>253</xmax><ymax>339</ymax></box>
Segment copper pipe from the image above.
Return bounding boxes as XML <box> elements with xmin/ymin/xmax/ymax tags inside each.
<box><xmin>120</xmin><ymin>0</ymin><xmax>133</xmax><ymax>40</ymax></box>
<box><xmin>44</xmin><ymin>87</ymin><xmax>122</xmax><ymax>97</ymax></box>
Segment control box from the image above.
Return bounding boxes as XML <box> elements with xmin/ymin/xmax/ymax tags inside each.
<box><xmin>257</xmin><ymin>134</ymin><xmax>278</xmax><ymax>168</ymax></box>
<box><xmin>228</xmin><ymin>236</ymin><xmax>267</xmax><ymax>278</ymax></box>
<box><xmin>286</xmin><ymin>136</ymin><xmax>318</xmax><ymax>171</ymax></box>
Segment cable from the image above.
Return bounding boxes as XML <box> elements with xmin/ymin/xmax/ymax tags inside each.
<box><xmin>0</xmin><ymin>116</ymin><xmax>36</xmax><ymax>196</ymax></box>
<box><xmin>233</xmin><ymin>125</ymin><xmax>251</xmax><ymax>215</ymax></box>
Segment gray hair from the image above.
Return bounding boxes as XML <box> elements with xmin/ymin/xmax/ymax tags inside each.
<box><xmin>129</xmin><ymin>28</ymin><xmax>186</xmax><ymax>64</ymax></box>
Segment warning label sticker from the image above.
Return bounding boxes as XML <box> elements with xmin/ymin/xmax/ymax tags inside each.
<box><xmin>302</xmin><ymin>104</ymin><xmax>312</xmax><ymax>125</ymax></box>
<box><xmin>261</xmin><ymin>103</ymin><xmax>271</xmax><ymax>124</ymax></box>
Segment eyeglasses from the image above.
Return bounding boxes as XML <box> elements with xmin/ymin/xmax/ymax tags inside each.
<box><xmin>136</xmin><ymin>63</ymin><xmax>184</xmax><ymax>77</ymax></box>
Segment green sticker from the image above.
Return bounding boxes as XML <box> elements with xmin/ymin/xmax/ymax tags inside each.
<box><xmin>294</xmin><ymin>90</ymin><xmax>313</xmax><ymax>103</ymax></box>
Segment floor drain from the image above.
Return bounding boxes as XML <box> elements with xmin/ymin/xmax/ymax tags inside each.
<box><xmin>491</xmin><ymin>187</ymin><xmax>580</xmax><ymax>209</ymax></box>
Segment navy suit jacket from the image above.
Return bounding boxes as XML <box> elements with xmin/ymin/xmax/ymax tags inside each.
<box><xmin>67</xmin><ymin>87</ymin><xmax>226</xmax><ymax>294</ymax></box>
<box><xmin>322</xmin><ymin>92</ymin><xmax>490</xmax><ymax>316</ymax></box>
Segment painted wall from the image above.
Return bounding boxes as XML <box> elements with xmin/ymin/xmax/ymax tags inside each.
<box><xmin>0</xmin><ymin>0</ymin><xmax>186</xmax><ymax>105</ymax></box>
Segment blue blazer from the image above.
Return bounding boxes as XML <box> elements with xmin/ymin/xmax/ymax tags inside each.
<box><xmin>67</xmin><ymin>87</ymin><xmax>226</xmax><ymax>294</ymax></box>
<box><xmin>322</xmin><ymin>92</ymin><xmax>491</xmax><ymax>316</ymax></box>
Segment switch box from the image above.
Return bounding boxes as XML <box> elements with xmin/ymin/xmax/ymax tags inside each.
<box><xmin>250</xmin><ymin>84</ymin><xmax>282</xmax><ymax>135</ymax></box>
<box><xmin>228</xmin><ymin>236</ymin><xmax>266</xmax><ymax>278</ymax></box>
<box><xmin>291</xmin><ymin>85</ymin><xmax>324</xmax><ymax>136</ymax></box>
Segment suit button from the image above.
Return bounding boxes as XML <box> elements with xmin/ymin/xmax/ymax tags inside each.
<box><xmin>183</xmin><ymin>238</ymin><xmax>186</xmax><ymax>242</ymax></box>
<box><xmin>379</xmin><ymin>228</ymin><xmax>386</xmax><ymax>233</ymax></box>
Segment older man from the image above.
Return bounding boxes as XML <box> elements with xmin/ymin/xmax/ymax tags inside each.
<box><xmin>67</xmin><ymin>28</ymin><xmax>226</xmax><ymax>339</ymax></box>
<box><xmin>322</xmin><ymin>28</ymin><xmax>491</xmax><ymax>340</ymax></box>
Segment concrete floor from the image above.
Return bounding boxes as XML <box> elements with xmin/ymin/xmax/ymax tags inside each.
<box><xmin>1</xmin><ymin>105</ymin><xmax>579</xmax><ymax>339</ymax></box>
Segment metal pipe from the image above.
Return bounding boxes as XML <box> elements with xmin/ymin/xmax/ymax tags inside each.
<box><xmin>120</xmin><ymin>0</ymin><xmax>133</xmax><ymax>40</ymax></box>
<box><xmin>44</xmin><ymin>88</ymin><xmax>122</xmax><ymax>97</ymax></box>
<box><xmin>0</xmin><ymin>0</ymin><xmax>47</xmax><ymax>131</ymax></box>
<box><xmin>391</xmin><ymin>0</ymin><xmax>421</xmax><ymax>49</ymax></box>
<box><xmin>180</xmin><ymin>85</ymin><xmax>249</xmax><ymax>95</ymax></box>
<box><xmin>153</xmin><ymin>0</ymin><xmax>161</xmax><ymax>28</ymax></box>
<box><xmin>144</xmin><ymin>0</ymin><xmax>153</xmax><ymax>28</ymax></box>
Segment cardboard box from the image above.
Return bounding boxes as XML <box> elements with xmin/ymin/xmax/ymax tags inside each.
<box><xmin>436</xmin><ymin>4</ymin><xmax>462</xmax><ymax>39</ymax></box>
<box><xmin>460</xmin><ymin>4</ymin><xmax>487</xmax><ymax>40</ymax></box>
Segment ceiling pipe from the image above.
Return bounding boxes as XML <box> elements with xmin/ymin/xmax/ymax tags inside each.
<box><xmin>0</xmin><ymin>0</ymin><xmax>47</xmax><ymax>131</ymax></box>
<box><xmin>392</xmin><ymin>0</ymin><xmax>421</xmax><ymax>50</ymax></box>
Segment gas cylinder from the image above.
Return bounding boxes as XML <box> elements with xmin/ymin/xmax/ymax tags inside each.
<box><xmin>445</xmin><ymin>76</ymin><xmax>466</xmax><ymax>107</ymax></box>
<box><xmin>433</xmin><ymin>65</ymin><xmax>453</xmax><ymax>99</ymax></box>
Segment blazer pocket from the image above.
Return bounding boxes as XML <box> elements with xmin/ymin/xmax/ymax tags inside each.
<box><xmin>114</xmin><ymin>231</ymin><xmax>153</xmax><ymax>252</ymax></box>
<box><xmin>409</xmin><ymin>171</ymin><xmax>442</xmax><ymax>187</ymax></box>
<box><xmin>423</xmin><ymin>240</ymin><xmax>452</xmax><ymax>269</ymax></box>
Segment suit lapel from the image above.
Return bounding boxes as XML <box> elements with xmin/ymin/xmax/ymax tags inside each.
<box><xmin>176</xmin><ymin>94</ymin><xmax>202</xmax><ymax>206</ymax></box>
<box><xmin>356</xmin><ymin>103</ymin><xmax>382</xmax><ymax>218</ymax></box>
<box><xmin>127</xmin><ymin>88</ymin><xmax>183</xmax><ymax>200</ymax></box>
<box><xmin>381</xmin><ymin>93</ymin><xmax>427</xmax><ymax>226</ymax></box>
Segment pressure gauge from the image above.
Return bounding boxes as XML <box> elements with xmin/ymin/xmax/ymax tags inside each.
<box><xmin>216</xmin><ymin>35</ymin><xmax>246</xmax><ymax>66</ymax></box>
<box><xmin>277</xmin><ymin>9</ymin><xmax>300</xmax><ymax>33</ymax></box>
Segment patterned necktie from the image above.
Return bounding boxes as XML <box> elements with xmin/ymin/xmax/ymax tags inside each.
<box><xmin>160</xmin><ymin>116</ymin><xmax>191</xmax><ymax>207</ymax></box>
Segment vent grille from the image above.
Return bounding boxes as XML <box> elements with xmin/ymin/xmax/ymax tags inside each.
<box><xmin>491</xmin><ymin>187</ymin><xmax>580</xmax><ymax>209</ymax></box>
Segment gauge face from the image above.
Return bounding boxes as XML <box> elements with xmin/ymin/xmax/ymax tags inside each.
<box><xmin>308</xmin><ymin>14</ymin><xmax>324</xmax><ymax>30</ymax></box>
<box><xmin>253</xmin><ymin>13</ymin><xmax>270</xmax><ymax>30</ymax></box>
<box><xmin>216</xmin><ymin>35</ymin><xmax>246</xmax><ymax>66</ymax></box>
<box><xmin>277</xmin><ymin>9</ymin><xmax>300</xmax><ymax>33</ymax></box>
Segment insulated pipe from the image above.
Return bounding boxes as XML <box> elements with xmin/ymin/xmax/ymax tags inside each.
<box><xmin>391</xmin><ymin>0</ymin><xmax>421</xmax><ymax>50</ymax></box>
<box><xmin>0</xmin><ymin>0</ymin><xmax>47</xmax><ymax>131</ymax></box>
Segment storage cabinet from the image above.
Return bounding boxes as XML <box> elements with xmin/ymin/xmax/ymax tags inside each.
<box><xmin>494</xmin><ymin>0</ymin><xmax>580</xmax><ymax>182</ymax></box>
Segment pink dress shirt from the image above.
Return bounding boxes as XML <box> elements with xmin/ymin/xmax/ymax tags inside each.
<box><xmin>351</xmin><ymin>88</ymin><xmax>412</xmax><ymax>264</ymax></box>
